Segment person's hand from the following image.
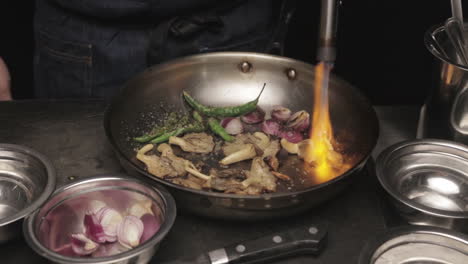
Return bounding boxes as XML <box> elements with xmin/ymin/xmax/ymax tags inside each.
<box><xmin>0</xmin><ymin>57</ymin><xmax>12</xmax><ymax>101</ymax></box>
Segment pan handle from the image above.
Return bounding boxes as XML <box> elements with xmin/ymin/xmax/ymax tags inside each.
<box><xmin>208</xmin><ymin>222</ymin><xmax>328</xmax><ymax>264</ymax></box>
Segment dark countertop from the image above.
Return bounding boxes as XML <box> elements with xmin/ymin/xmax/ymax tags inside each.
<box><xmin>0</xmin><ymin>101</ymin><xmax>419</xmax><ymax>264</ymax></box>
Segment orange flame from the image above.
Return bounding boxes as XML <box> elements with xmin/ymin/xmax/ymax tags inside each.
<box><xmin>304</xmin><ymin>62</ymin><xmax>349</xmax><ymax>183</ymax></box>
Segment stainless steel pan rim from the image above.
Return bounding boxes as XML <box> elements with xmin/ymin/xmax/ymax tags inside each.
<box><xmin>104</xmin><ymin>51</ymin><xmax>379</xmax><ymax>206</ymax></box>
<box><xmin>376</xmin><ymin>138</ymin><xmax>468</xmax><ymax>219</ymax></box>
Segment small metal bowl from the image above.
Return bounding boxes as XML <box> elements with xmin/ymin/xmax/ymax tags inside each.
<box><xmin>376</xmin><ymin>139</ymin><xmax>468</xmax><ymax>231</ymax></box>
<box><xmin>0</xmin><ymin>144</ymin><xmax>56</xmax><ymax>243</ymax></box>
<box><xmin>23</xmin><ymin>176</ymin><xmax>176</xmax><ymax>264</ymax></box>
<box><xmin>359</xmin><ymin>226</ymin><xmax>468</xmax><ymax>264</ymax></box>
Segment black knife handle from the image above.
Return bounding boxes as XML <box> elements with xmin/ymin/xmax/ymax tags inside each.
<box><xmin>207</xmin><ymin>222</ymin><xmax>328</xmax><ymax>264</ymax></box>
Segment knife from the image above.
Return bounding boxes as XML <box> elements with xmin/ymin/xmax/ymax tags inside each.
<box><xmin>161</xmin><ymin>222</ymin><xmax>328</xmax><ymax>264</ymax></box>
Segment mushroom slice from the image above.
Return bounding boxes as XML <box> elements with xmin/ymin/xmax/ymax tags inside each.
<box><xmin>185</xmin><ymin>163</ymin><xmax>211</xmax><ymax>181</ymax></box>
<box><xmin>249</xmin><ymin>132</ymin><xmax>270</xmax><ymax>151</ymax></box>
<box><xmin>169</xmin><ymin>133</ymin><xmax>215</xmax><ymax>153</ymax></box>
<box><xmin>157</xmin><ymin>144</ymin><xmax>187</xmax><ymax>176</ymax></box>
<box><xmin>242</xmin><ymin>157</ymin><xmax>277</xmax><ymax>192</ymax></box>
<box><xmin>220</xmin><ymin>144</ymin><xmax>256</xmax><ymax>165</ymax></box>
<box><xmin>136</xmin><ymin>144</ymin><xmax>173</xmax><ymax>178</ymax></box>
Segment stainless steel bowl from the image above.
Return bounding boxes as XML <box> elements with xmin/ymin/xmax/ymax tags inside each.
<box><xmin>0</xmin><ymin>143</ymin><xmax>56</xmax><ymax>243</ymax></box>
<box><xmin>376</xmin><ymin>139</ymin><xmax>468</xmax><ymax>231</ymax></box>
<box><xmin>23</xmin><ymin>176</ymin><xmax>176</xmax><ymax>264</ymax></box>
<box><xmin>359</xmin><ymin>226</ymin><xmax>468</xmax><ymax>264</ymax></box>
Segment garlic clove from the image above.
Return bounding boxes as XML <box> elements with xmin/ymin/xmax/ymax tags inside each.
<box><xmin>297</xmin><ymin>139</ymin><xmax>315</xmax><ymax>159</ymax></box>
<box><xmin>70</xmin><ymin>233</ymin><xmax>99</xmax><ymax>255</ymax></box>
<box><xmin>118</xmin><ymin>215</ymin><xmax>144</xmax><ymax>249</ymax></box>
<box><xmin>280</xmin><ymin>138</ymin><xmax>299</xmax><ymax>154</ymax></box>
<box><xmin>140</xmin><ymin>214</ymin><xmax>161</xmax><ymax>244</ymax></box>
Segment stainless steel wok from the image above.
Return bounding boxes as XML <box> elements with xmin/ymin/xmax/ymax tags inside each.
<box><xmin>104</xmin><ymin>52</ymin><xmax>379</xmax><ymax>220</ymax></box>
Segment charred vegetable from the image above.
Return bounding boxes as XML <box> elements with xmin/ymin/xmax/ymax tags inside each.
<box><xmin>208</xmin><ymin>118</ymin><xmax>235</xmax><ymax>142</ymax></box>
<box><xmin>183</xmin><ymin>84</ymin><xmax>265</xmax><ymax>117</ymax></box>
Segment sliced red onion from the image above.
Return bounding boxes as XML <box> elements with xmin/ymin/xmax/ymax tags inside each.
<box><xmin>95</xmin><ymin>207</ymin><xmax>123</xmax><ymax>242</ymax></box>
<box><xmin>221</xmin><ymin>117</ymin><xmax>243</xmax><ymax>135</ymax></box>
<box><xmin>87</xmin><ymin>200</ymin><xmax>106</xmax><ymax>214</ymax></box>
<box><xmin>140</xmin><ymin>214</ymin><xmax>161</xmax><ymax>244</ymax></box>
<box><xmin>279</xmin><ymin>130</ymin><xmax>304</xmax><ymax>143</ymax></box>
<box><xmin>241</xmin><ymin>107</ymin><xmax>265</xmax><ymax>124</ymax></box>
<box><xmin>84</xmin><ymin>207</ymin><xmax>123</xmax><ymax>243</ymax></box>
<box><xmin>286</xmin><ymin>110</ymin><xmax>310</xmax><ymax>132</ymax></box>
<box><xmin>128</xmin><ymin>200</ymin><xmax>153</xmax><ymax>218</ymax></box>
<box><xmin>261</xmin><ymin>119</ymin><xmax>281</xmax><ymax>136</ymax></box>
<box><xmin>271</xmin><ymin>105</ymin><xmax>292</xmax><ymax>122</ymax></box>
<box><xmin>70</xmin><ymin>233</ymin><xmax>99</xmax><ymax>256</ymax></box>
<box><xmin>118</xmin><ymin>215</ymin><xmax>144</xmax><ymax>249</ymax></box>
<box><xmin>91</xmin><ymin>242</ymin><xmax>126</xmax><ymax>257</ymax></box>
<box><xmin>54</xmin><ymin>243</ymin><xmax>77</xmax><ymax>257</ymax></box>
<box><xmin>84</xmin><ymin>213</ymin><xmax>107</xmax><ymax>243</ymax></box>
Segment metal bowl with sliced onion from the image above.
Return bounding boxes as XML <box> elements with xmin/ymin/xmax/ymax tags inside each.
<box><xmin>23</xmin><ymin>176</ymin><xmax>176</xmax><ymax>264</ymax></box>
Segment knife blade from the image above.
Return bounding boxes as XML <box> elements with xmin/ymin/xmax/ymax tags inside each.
<box><xmin>161</xmin><ymin>222</ymin><xmax>328</xmax><ymax>264</ymax></box>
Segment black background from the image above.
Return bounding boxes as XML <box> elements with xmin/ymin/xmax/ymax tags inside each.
<box><xmin>0</xmin><ymin>1</ymin><xmax>453</xmax><ymax>104</ymax></box>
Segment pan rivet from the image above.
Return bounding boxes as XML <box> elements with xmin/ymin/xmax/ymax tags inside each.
<box><xmin>239</xmin><ymin>61</ymin><xmax>252</xmax><ymax>73</ymax></box>
<box><xmin>236</xmin><ymin>244</ymin><xmax>246</xmax><ymax>253</ymax></box>
<box><xmin>273</xmin><ymin>236</ymin><xmax>283</xmax><ymax>243</ymax></box>
<box><xmin>286</xmin><ymin>68</ymin><xmax>297</xmax><ymax>80</ymax></box>
<box><xmin>309</xmin><ymin>227</ymin><xmax>318</xmax><ymax>234</ymax></box>
<box><xmin>68</xmin><ymin>176</ymin><xmax>76</xmax><ymax>181</ymax></box>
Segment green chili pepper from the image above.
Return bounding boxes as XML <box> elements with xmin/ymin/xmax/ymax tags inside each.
<box><xmin>149</xmin><ymin>129</ymin><xmax>183</xmax><ymax>144</ymax></box>
<box><xmin>193</xmin><ymin>111</ymin><xmax>203</xmax><ymax>123</ymax></box>
<box><xmin>207</xmin><ymin>118</ymin><xmax>235</xmax><ymax>142</ymax></box>
<box><xmin>183</xmin><ymin>83</ymin><xmax>266</xmax><ymax>117</ymax></box>
<box><xmin>149</xmin><ymin>122</ymin><xmax>205</xmax><ymax>144</ymax></box>
<box><xmin>134</xmin><ymin>132</ymin><xmax>163</xmax><ymax>143</ymax></box>
<box><xmin>134</xmin><ymin>113</ymin><xmax>190</xmax><ymax>143</ymax></box>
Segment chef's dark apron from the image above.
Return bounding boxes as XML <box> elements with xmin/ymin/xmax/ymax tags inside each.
<box><xmin>34</xmin><ymin>0</ymin><xmax>293</xmax><ymax>99</ymax></box>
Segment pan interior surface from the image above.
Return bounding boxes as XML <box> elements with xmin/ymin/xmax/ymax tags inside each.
<box><xmin>107</xmin><ymin>52</ymin><xmax>378</xmax><ymax>196</ymax></box>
